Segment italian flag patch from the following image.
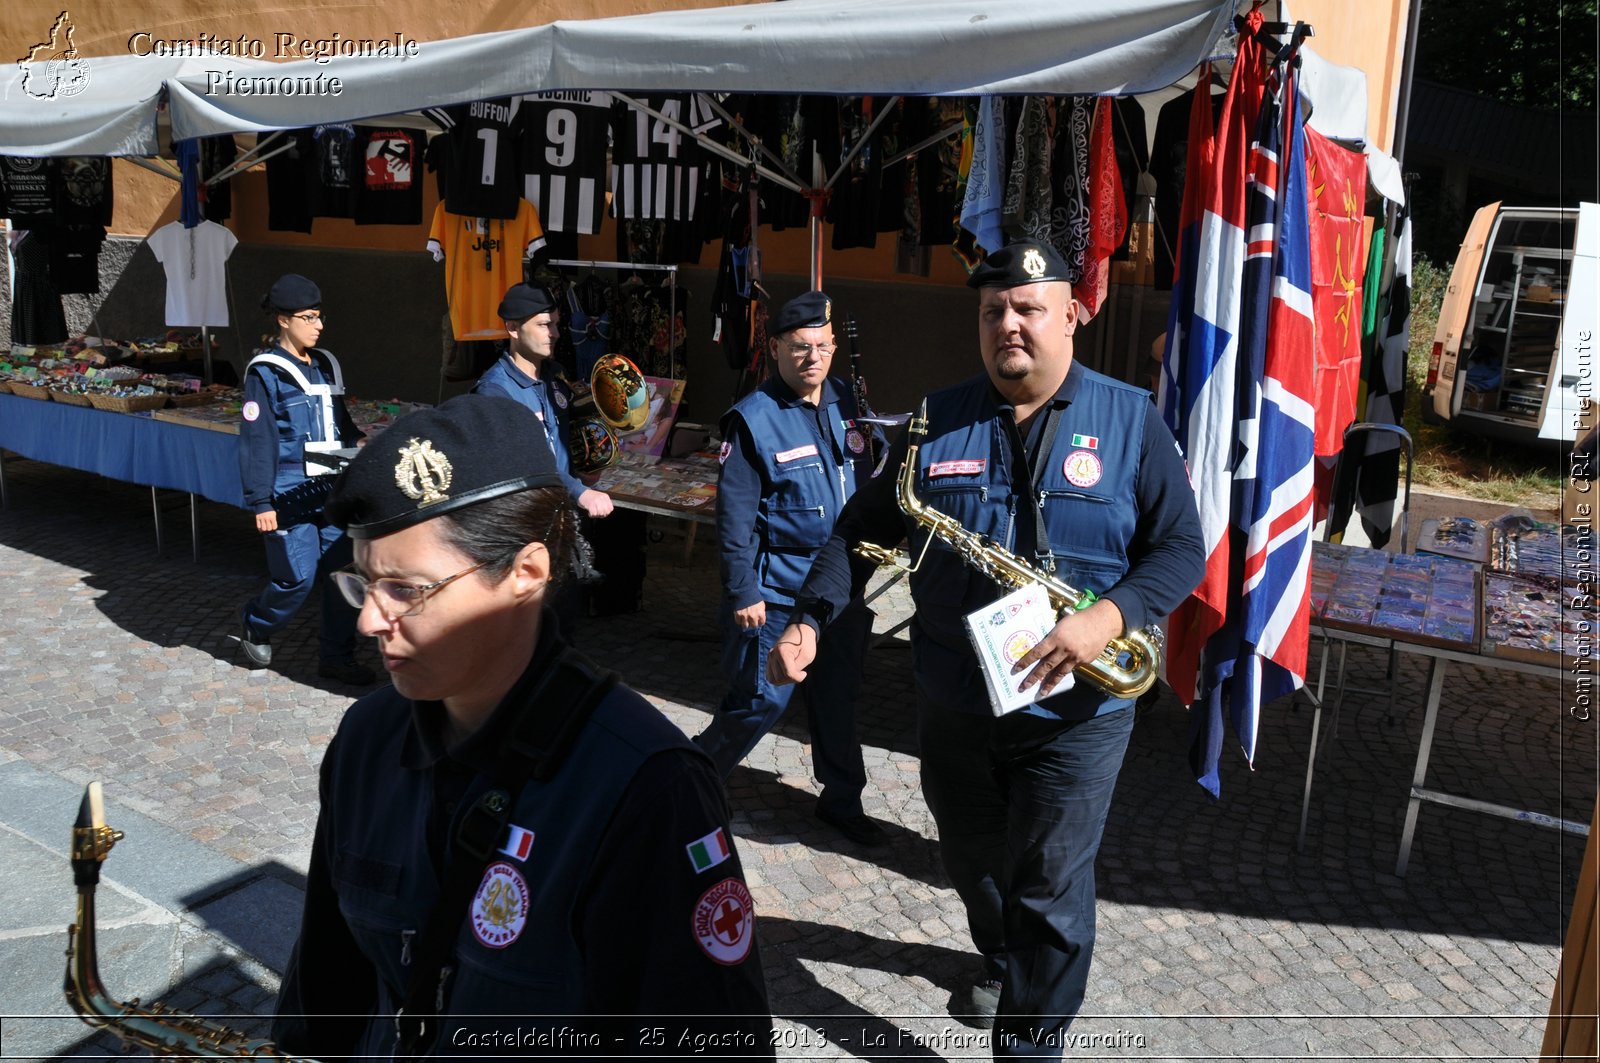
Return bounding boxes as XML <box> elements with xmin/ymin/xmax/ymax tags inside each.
<box><xmin>686</xmin><ymin>828</ymin><xmax>732</xmax><ymax>873</ymax></box>
<box><xmin>1071</xmin><ymin>433</ymin><xmax>1099</xmax><ymax>450</ymax></box>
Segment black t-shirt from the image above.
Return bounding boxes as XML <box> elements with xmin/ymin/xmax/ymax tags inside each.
<box><xmin>311</xmin><ymin>123</ymin><xmax>360</xmax><ymax>219</ymax></box>
<box><xmin>56</xmin><ymin>157</ymin><xmax>113</xmax><ymax>228</ymax></box>
<box><xmin>353</xmin><ymin>125</ymin><xmax>423</xmax><ymax>226</ymax></box>
<box><xmin>50</xmin><ymin>226</ymin><xmax>105</xmax><ymax>294</ymax></box>
<box><xmin>200</xmin><ymin>135</ymin><xmax>236</xmax><ymax>222</ymax></box>
<box><xmin>0</xmin><ymin>156</ymin><xmax>60</xmax><ymax>228</ymax></box>
<box><xmin>424</xmin><ymin>97</ymin><xmax>523</xmax><ymax>219</ymax></box>
<box><xmin>265</xmin><ymin>129</ymin><xmax>315</xmax><ymax>233</ymax></box>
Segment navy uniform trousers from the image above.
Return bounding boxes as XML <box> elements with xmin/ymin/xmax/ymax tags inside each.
<box><xmin>918</xmin><ymin>695</ymin><xmax>1136</xmax><ymax>1058</ymax></box>
<box><xmin>698</xmin><ymin>597</ymin><xmax>872</xmax><ymax>818</ymax></box>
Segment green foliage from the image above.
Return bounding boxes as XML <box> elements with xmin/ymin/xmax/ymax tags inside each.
<box><xmin>1416</xmin><ymin>0</ymin><xmax>1598</xmax><ymax>111</ymax></box>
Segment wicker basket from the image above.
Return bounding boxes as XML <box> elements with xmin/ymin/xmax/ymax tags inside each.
<box><xmin>0</xmin><ymin>380</ymin><xmax>12</xmax><ymax>394</ymax></box>
<box><xmin>87</xmin><ymin>392</ymin><xmax>170</xmax><ymax>413</ymax></box>
<box><xmin>8</xmin><ymin>381</ymin><xmax>53</xmax><ymax>400</ymax></box>
<box><xmin>50</xmin><ymin>388</ymin><xmax>94</xmax><ymax>407</ymax></box>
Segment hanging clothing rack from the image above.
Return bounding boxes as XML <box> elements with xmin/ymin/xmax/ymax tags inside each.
<box><xmin>546</xmin><ymin>258</ymin><xmax>681</xmax><ymax>380</ymax></box>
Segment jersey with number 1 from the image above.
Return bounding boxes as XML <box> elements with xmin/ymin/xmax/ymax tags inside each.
<box><xmin>519</xmin><ymin>91</ymin><xmax>611</xmax><ymax>235</ymax></box>
<box><xmin>423</xmin><ymin>97</ymin><xmax>523</xmax><ymax>220</ymax></box>
<box><xmin>610</xmin><ymin>94</ymin><xmax>721</xmax><ymax>222</ymax></box>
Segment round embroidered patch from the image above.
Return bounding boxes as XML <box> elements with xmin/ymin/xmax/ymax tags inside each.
<box><xmin>552</xmin><ymin>390</ymin><xmax>568</xmax><ymax>409</ymax></box>
<box><xmin>845</xmin><ymin>428</ymin><xmax>866</xmax><ymax>455</ymax></box>
<box><xmin>718</xmin><ymin>440</ymin><xmax>733</xmax><ymax>465</ymax></box>
<box><xmin>241</xmin><ymin>400</ymin><xmax>260</xmax><ymax>423</ymax></box>
<box><xmin>470</xmin><ymin>861</ymin><xmax>530</xmax><ymax>949</ymax></box>
<box><xmin>692</xmin><ymin>877</ymin><xmax>754</xmax><ymax>966</ymax></box>
<box><xmin>1063</xmin><ymin>450</ymin><xmax>1103</xmax><ymax>488</ymax></box>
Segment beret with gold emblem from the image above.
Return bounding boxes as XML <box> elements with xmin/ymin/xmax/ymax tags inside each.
<box><xmin>768</xmin><ymin>290</ymin><xmax>833</xmax><ymax>337</ymax></box>
<box><xmin>965</xmin><ymin>239</ymin><xmax>1072</xmax><ymax>289</ymax></box>
<box><xmin>324</xmin><ymin>393</ymin><xmax>565</xmax><ymax>540</ymax></box>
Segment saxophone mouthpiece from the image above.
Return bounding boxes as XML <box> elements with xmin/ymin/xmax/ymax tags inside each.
<box><xmin>72</xmin><ymin>782</ymin><xmax>121</xmax><ymax>887</ymax></box>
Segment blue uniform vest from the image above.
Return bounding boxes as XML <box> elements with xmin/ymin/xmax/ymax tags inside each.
<box><xmin>907</xmin><ymin>369</ymin><xmax>1147</xmax><ymax>719</ymax></box>
<box><xmin>247</xmin><ymin>347</ymin><xmax>346</xmax><ymax>496</ymax></box>
<box><xmin>322</xmin><ymin>680</ymin><xmax>697</xmax><ymax>1057</ymax></box>
<box><xmin>726</xmin><ymin>377</ymin><xmax>873</xmax><ymax>606</ymax></box>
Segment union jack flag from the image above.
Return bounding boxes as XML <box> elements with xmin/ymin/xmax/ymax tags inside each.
<box><xmin>1163</xmin><ymin>15</ymin><xmax>1315</xmax><ymax>797</ymax></box>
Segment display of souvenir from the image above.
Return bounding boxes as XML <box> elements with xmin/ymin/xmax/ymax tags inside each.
<box><xmin>1418</xmin><ymin>516</ymin><xmax>1493</xmax><ymax>563</ymax></box>
<box><xmin>1481</xmin><ymin>572</ymin><xmax>1594</xmax><ymax>665</ymax></box>
<box><xmin>1311</xmin><ymin>542</ymin><xmax>1479</xmax><ymax>648</ymax></box>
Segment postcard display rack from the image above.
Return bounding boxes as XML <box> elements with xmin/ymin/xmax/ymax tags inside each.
<box><xmin>1302</xmin><ymin>533</ymin><xmax>1593</xmax><ymax>876</ymax></box>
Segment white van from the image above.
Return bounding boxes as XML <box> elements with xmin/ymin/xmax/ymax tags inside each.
<box><xmin>1426</xmin><ymin>201</ymin><xmax>1598</xmax><ymax>444</ymax></box>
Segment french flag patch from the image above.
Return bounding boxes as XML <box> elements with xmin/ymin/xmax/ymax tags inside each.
<box><xmin>498</xmin><ymin>824</ymin><xmax>536</xmax><ymax>861</ymax></box>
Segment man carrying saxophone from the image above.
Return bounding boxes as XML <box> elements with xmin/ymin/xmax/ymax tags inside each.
<box><xmin>767</xmin><ymin>239</ymin><xmax>1203</xmax><ymax>1057</ymax></box>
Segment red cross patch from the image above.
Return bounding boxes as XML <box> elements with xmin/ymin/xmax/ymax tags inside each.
<box><xmin>692</xmin><ymin>877</ymin><xmax>755</xmax><ymax>966</ymax></box>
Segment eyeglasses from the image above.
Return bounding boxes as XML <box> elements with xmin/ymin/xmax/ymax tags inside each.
<box><xmin>291</xmin><ymin>312</ymin><xmax>325</xmax><ymax>325</ymax></box>
<box><xmin>330</xmin><ymin>558</ymin><xmax>496</xmax><ymax>619</ymax></box>
<box><xmin>783</xmin><ymin>342</ymin><xmax>837</xmax><ymax>358</ymax></box>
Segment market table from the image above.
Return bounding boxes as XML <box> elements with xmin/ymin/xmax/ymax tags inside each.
<box><xmin>1297</xmin><ymin>539</ymin><xmax>1591</xmax><ymax>877</ymax></box>
<box><xmin>0</xmin><ymin>392</ymin><xmax>242</xmax><ymax>558</ymax></box>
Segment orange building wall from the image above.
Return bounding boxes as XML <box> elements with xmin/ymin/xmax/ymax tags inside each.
<box><xmin>1286</xmin><ymin>0</ymin><xmax>1413</xmax><ymax>155</ymax></box>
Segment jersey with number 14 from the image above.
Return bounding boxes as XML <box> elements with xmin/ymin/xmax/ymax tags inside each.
<box><xmin>519</xmin><ymin>91</ymin><xmax>611</xmax><ymax>235</ymax></box>
<box><xmin>610</xmin><ymin>93</ymin><xmax>721</xmax><ymax>222</ymax></box>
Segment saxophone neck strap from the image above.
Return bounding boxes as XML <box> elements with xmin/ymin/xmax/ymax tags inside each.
<box><xmin>1005</xmin><ymin>404</ymin><xmax>1063</xmax><ymax>572</ymax></box>
<box><xmin>392</xmin><ymin>647</ymin><xmax>617</xmax><ymax>1061</ymax></box>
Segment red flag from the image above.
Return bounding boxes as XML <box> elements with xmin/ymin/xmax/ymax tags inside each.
<box><xmin>1074</xmin><ymin>96</ymin><xmax>1127</xmax><ymax>321</ymax></box>
<box><xmin>1303</xmin><ymin>127</ymin><xmax>1369</xmax><ymax>457</ymax></box>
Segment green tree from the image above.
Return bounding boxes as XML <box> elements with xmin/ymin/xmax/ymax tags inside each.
<box><xmin>1416</xmin><ymin>0</ymin><xmax>1597</xmax><ymax>111</ymax></box>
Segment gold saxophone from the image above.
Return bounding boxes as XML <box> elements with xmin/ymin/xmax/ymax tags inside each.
<box><xmin>854</xmin><ymin>401</ymin><xmax>1162</xmax><ymax>699</ymax></box>
<box><xmin>65</xmin><ymin>782</ymin><xmax>320</xmax><ymax>1061</ymax></box>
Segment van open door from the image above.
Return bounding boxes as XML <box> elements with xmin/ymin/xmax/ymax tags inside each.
<box><xmin>1431</xmin><ymin>202</ymin><xmax>1501</xmax><ymax>420</ymax></box>
<box><xmin>1538</xmin><ymin>202</ymin><xmax>1598</xmax><ymax>441</ymax></box>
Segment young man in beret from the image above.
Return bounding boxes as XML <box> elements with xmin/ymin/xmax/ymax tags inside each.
<box><xmin>238</xmin><ymin>273</ymin><xmax>373</xmax><ymax>685</ymax></box>
<box><xmin>770</xmin><ymin>241</ymin><xmax>1204</xmax><ymax>1053</ymax></box>
<box><xmin>696</xmin><ymin>290</ymin><xmax>888</xmax><ymax>847</ymax></box>
<box><xmin>474</xmin><ymin>282</ymin><xmax>613</xmax><ymax>520</ymax></box>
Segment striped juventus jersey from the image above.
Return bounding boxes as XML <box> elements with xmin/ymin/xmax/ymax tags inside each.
<box><xmin>519</xmin><ymin>91</ymin><xmax>611</xmax><ymax>235</ymax></box>
<box><xmin>423</xmin><ymin>96</ymin><xmax>523</xmax><ymax>220</ymax></box>
<box><xmin>610</xmin><ymin>94</ymin><xmax>721</xmax><ymax>222</ymax></box>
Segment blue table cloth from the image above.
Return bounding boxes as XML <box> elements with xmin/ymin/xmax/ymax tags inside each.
<box><xmin>0</xmin><ymin>392</ymin><xmax>244</xmax><ymax>509</ymax></box>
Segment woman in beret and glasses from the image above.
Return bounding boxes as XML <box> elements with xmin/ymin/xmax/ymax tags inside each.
<box><xmin>272</xmin><ymin>393</ymin><xmax>772</xmax><ymax>1060</ymax></box>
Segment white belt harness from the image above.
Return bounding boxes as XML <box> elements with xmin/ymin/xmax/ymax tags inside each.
<box><xmin>247</xmin><ymin>350</ymin><xmax>348</xmax><ymax>475</ymax></box>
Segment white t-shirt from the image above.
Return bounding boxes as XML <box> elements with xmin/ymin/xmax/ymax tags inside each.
<box><xmin>147</xmin><ymin>219</ymin><xmax>239</xmax><ymax>326</ymax></box>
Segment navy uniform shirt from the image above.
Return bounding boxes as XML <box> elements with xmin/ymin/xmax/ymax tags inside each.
<box><xmin>473</xmin><ymin>352</ymin><xmax>589</xmax><ymax>502</ymax></box>
<box><xmin>273</xmin><ymin>618</ymin><xmax>774</xmax><ymax>1059</ymax></box>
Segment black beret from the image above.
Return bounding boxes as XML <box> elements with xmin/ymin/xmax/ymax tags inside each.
<box><xmin>263</xmin><ymin>273</ymin><xmax>322</xmax><ymax>312</ymax></box>
<box><xmin>768</xmin><ymin>290</ymin><xmax>833</xmax><ymax>337</ymax></box>
<box><xmin>325</xmin><ymin>394</ymin><xmax>566</xmax><ymax>540</ymax></box>
<box><xmin>497</xmin><ymin>283</ymin><xmax>556</xmax><ymax>322</ymax></box>
<box><xmin>966</xmin><ymin>239</ymin><xmax>1073</xmax><ymax>289</ymax></box>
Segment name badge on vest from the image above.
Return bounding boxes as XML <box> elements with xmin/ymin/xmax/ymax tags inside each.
<box><xmin>774</xmin><ymin>444</ymin><xmax>819</xmax><ymax>464</ymax></box>
<box><xmin>928</xmin><ymin>459</ymin><xmax>987</xmax><ymax>477</ymax></box>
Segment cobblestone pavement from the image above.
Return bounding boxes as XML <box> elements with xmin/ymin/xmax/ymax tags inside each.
<box><xmin>0</xmin><ymin>457</ymin><xmax>1591</xmax><ymax>1061</ymax></box>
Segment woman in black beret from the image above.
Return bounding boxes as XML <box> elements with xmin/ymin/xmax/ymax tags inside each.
<box><xmin>271</xmin><ymin>392</ymin><xmax>773</xmax><ymax>1060</ymax></box>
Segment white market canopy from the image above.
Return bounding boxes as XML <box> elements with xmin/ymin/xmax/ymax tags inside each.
<box><xmin>1</xmin><ymin>0</ymin><xmax>1235</xmax><ymax>156</ymax></box>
